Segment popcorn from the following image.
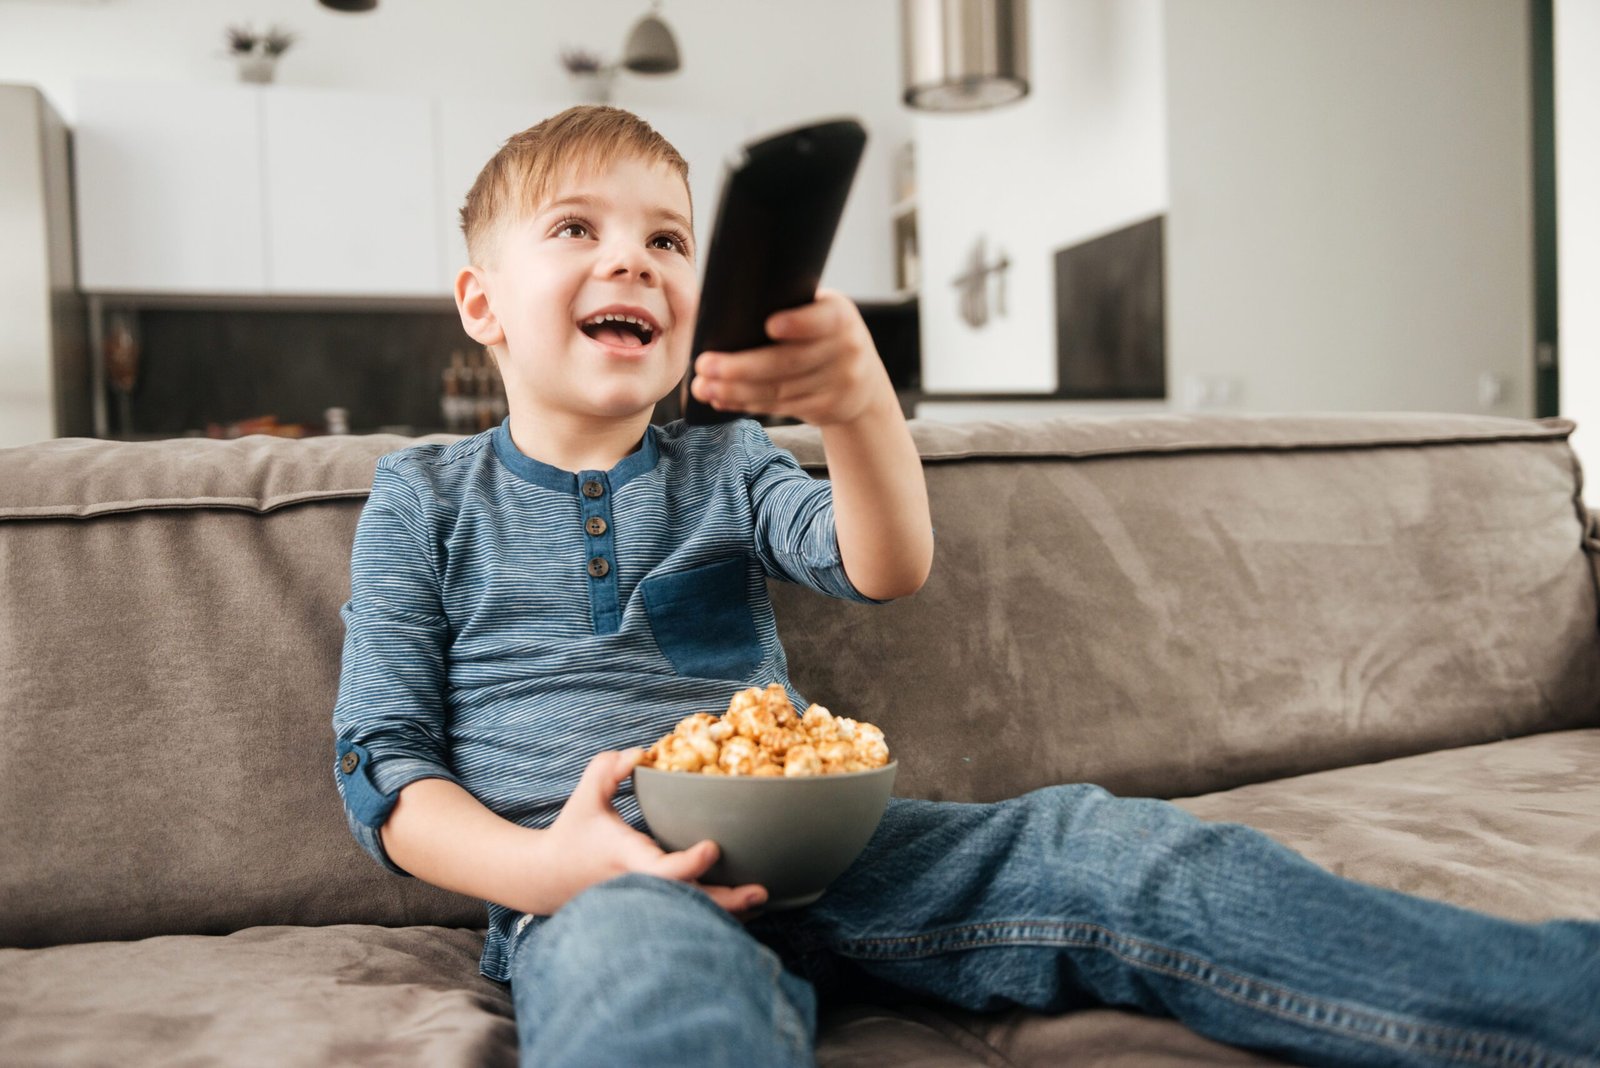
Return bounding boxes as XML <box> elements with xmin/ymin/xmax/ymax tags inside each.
<box><xmin>638</xmin><ymin>683</ymin><xmax>891</xmax><ymax>777</ymax></box>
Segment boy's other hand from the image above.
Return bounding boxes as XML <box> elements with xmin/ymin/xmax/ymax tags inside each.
<box><xmin>689</xmin><ymin>289</ymin><xmax>897</xmax><ymax>428</ymax></box>
<box><xmin>540</xmin><ymin>748</ymin><xmax>769</xmax><ymax>919</ymax></box>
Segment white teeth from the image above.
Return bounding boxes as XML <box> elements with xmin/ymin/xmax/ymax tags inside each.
<box><xmin>583</xmin><ymin>312</ymin><xmax>653</xmax><ymax>331</ymax></box>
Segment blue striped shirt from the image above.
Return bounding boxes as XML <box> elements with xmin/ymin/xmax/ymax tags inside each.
<box><xmin>331</xmin><ymin>417</ymin><xmax>878</xmax><ymax>982</ymax></box>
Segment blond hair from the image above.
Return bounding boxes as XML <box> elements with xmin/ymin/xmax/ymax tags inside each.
<box><xmin>459</xmin><ymin>105</ymin><xmax>690</xmax><ymax>266</ymax></box>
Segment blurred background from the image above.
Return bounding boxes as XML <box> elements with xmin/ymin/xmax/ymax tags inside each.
<box><xmin>0</xmin><ymin>0</ymin><xmax>1594</xmax><ymax>499</ymax></box>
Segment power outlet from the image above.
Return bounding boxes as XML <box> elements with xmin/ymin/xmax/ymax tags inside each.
<box><xmin>1477</xmin><ymin>372</ymin><xmax>1507</xmax><ymax>410</ymax></box>
<box><xmin>1180</xmin><ymin>375</ymin><xmax>1242</xmax><ymax>410</ymax></box>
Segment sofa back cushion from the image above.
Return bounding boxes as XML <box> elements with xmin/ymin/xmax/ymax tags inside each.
<box><xmin>1</xmin><ymin>415</ymin><xmax>1596</xmax><ymax>947</ymax></box>
<box><xmin>775</xmin><ymin>415</ymin><xmax>1600</xmax><ymax>807</ymax></box>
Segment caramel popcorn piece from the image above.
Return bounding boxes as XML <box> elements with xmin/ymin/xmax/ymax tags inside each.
<box><xmin>784</xmin><ymin>743</ymin><xmax>822</xmax><ymax>777</ymax></box>
<box><xmin>647</xmin><ymin>734</ymin><xmax>705</xmax><ymax>773</ymax></box>
<box><xmin>800</xmin><ymin>704</ymin><xmax>839</xmax><ymax>742</ymax></box>
<box><xmin>718</xmin><ymin>735</ymin><xmax>760</xmax><ymax>776</ymax></box>
<box><xmin>726</xmin><ymin>698</ymin><xmax>777</xmax><ymax>740</ymax></box>
<box><xmin>817</xmin><ymin>739</ymin><xmax>856</xmax><ymax>773</ymax></box>
<box><xmin>673</xmin><ymin>712</ymin><xmax>721</xmax><ymax>765</ymax></box>
<box><xmin>756</xmin><ymin>725</ymin><xmax>806</xmax><ymax>758</ymax></box>
<box><xmin>851</xmin><ymin>723</ymin><xmax>889</xmax><ymax>768</ymax></box>
<box><xmin>761</xmin><ymin>683</ymin><xmax>796</xmax><ymax>725</ymax></box>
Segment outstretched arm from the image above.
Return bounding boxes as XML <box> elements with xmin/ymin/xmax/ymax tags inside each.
<box><xmin>691</xmin><ymin>289</ymin><xmax>933</xmax><ymax>600</ymax></box>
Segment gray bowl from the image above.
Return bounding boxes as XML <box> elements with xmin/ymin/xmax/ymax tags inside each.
<box><xmin>632</xmin><ymin>762</ymin><xmax>897</xmax><ymax>910</ymax></box>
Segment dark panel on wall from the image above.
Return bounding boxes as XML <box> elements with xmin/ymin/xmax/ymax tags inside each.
<box><xmin>1053</xmin><ymin>215</ymin><xmax>1166</xmax><ymax>400</ymax></box>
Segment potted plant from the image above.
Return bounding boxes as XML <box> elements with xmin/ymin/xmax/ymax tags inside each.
<box><xmin>226</xmin><ymin>25</ymin><xmax>297</xmax><ymax>84</ymax></box>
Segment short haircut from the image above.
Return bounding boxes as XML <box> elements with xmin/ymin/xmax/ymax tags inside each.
<box><xmin>459</xmin><ymin>105</ymin><xmax>691</xmax><ymax>267</ymax></box>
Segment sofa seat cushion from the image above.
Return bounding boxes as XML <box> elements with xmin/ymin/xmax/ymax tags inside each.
<box><xmin>0</xmin><ymin>925</ymin><xmax>515</xmax><ymax>1067</ymax></box>
<box><xmin>815</xmin><ymin>1003</ymin><xmax>1277</xmax><ymax>1066</ymax></box>
<box><xmin>3</xmin><ymin>734</ymin><xmax>1592</xmax><ymax>1068</ymax></box>
<box><xmin>1172</xmin><ymin>728</ymin><xmax>1600</xmax><ymax>923</ymax></box>
<box><xmin>0</xmin><ymin>926</ymin><xmax>1278</xmax><ymax>1068</ymax></box>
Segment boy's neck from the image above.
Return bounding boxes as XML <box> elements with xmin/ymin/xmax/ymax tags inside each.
<box><xmin>505</xmin><ymin>409</ymin><xmax>655</xmax><ymax>474</ymax></box>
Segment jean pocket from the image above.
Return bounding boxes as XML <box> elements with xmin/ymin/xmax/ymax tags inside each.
<box><xmin>641</xmin><ymin>555</ymin><xmax>763</xmax><ymax>680</ymax></box>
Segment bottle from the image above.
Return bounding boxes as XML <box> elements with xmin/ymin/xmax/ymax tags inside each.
<box><xmin>441</xmin><ymin>350</ymin><xmax>465</xmax><ymax>432</ymax></box>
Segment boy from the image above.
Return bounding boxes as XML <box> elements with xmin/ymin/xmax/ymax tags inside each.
<box><xmin>333</xmin><ymin>106</ymin><xmax>1597</xmax><ymax>1066</ymax></box>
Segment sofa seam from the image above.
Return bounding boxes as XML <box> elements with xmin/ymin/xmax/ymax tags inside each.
<box><xmin>3</xmin><ymin>427</ymin><xmax>1578</xmax><ymax>518</ymax></box>
<box><xmin>781</xmin><ymin>427</ymin><xmax>1579</xmax><ymax>471</ymax></box>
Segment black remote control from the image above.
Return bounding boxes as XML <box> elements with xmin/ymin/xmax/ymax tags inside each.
<box><xmin>679</xmin><ymin>118</ymin><xmax>867</xmax><ymax>424</ymax></box>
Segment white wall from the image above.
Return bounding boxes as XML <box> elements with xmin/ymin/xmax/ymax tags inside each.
<box><xmin>0</xmin><ymin>0</ymin><xmax>909</xmax><ymax>300</ymax></box>
<box><xmin>913</xmin><ymin>0</ymin><xmax>1168</xmax><ymax>394</ymax></box>
<box><xmin>1556</xmin><ymin>0</ymin><xmax>1599</xmax><ymax>505</ymax></box>
<box><xmin>1163</xmin><ymin>0</ymin><xmax>1533</xmax><ymax>417</ymax></box>
<box><xmin>0</xmin><ymin>88</ymin><xmax>53</xmax><ymax>444</ymax></box>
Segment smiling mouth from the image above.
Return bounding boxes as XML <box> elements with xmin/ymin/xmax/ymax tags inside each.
<box><xmin>579</xmin><ymin>312</ymin><xmax>657</xmax><ymax>349</ymax></box>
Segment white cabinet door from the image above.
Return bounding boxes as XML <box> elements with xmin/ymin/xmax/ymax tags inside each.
<box><xmin>262</xmin><ymin>88</ymin><xmax>439</xmax><ymax>297</ymax></box>
<box><xmin>435</xmin><ymin>97</ymin><xmax>569</xmax><ymax>294</ymax></box>
<box><xmin>74</xmin><ymin>81</ymin><xmax>266</xmax><ymax>294</ymax></box>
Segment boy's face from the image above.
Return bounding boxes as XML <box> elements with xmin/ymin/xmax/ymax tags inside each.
<box><xmin>475</xmin><ymin>155</ymin><xmax>696</xmax><ymax>425</ymax></box>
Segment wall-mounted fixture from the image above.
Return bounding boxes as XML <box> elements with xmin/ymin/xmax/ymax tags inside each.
<box><xmin>901</xmin><ymin>0</ymin><xmax>1029</xmax><ymax>112</ymax></box>
<box><xmin>953</xmin><ymin>236</ymin><xmax>1010</xmax><ymax>328</ymax></box>
<box><xmin>318</xmin><ymin>0</ymin><xmax>377</xmax><ymax>12</ymax></box>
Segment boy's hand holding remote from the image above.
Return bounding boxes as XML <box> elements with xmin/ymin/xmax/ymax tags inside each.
<box><xmin>690</xmin><ymin>288</ymin><xmax>887</xmax><ymax>428</ymax></box>
<box><xmin>691</xmin><ymin>289</ymin><xmax>932</xmax><ymax>602</ymax></box>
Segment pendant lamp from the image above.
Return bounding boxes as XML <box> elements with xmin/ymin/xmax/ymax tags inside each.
<box><xmin>901</xmin><ymin>0</ymin><xmax>1029</xmax><ymax>111</ymax></box>
<box><xmin>622</xmin><ymin>3</ymin><xmax>681</xmax><ymax>75</ymax></box>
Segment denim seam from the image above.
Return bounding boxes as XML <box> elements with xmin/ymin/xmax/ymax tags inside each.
<box><xmin>831</xmin><ymin>921</ymin><xmax>1584</xmax><ymax>1068</ymax></box>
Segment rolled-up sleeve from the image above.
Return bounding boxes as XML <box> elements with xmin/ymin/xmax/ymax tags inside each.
<box><xmin>331</xmin><ymin>458</ymin><xmax>461</xmax><ymax>876</ymax></box>
<box><xmin>739</xmin><ymin>421</ymin><xmax>890</xmax><ymax>606</ymax></box>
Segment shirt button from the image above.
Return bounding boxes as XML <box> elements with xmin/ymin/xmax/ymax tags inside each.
<box><xmin>585</xmin><ymin>516</ymin><xmax>608</xmax><ymax>537</ymax></box>
<box><xmin>587</xmin><ymin>556</ymin><xmax>611</xmax><ymax>579</ymax></box>
<box><xmin>340</xmin><ymin>751</ymin><xmax>360</xmax><ymax>774</ymax></box>
<box><xmin>581</xmin><ymin>479</ymin><xmax>605</xmax><ymax>499</ymax></box>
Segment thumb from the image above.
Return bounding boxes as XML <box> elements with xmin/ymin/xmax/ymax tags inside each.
<box><xmin>647</xmin><ymin>839</ymin><xmax>719</xmax><ymax>883</ymax></box>
<box><xmin>575</xmin><ymin>748</ymin><xmax>642</xmax><ymax>810</ymax></box>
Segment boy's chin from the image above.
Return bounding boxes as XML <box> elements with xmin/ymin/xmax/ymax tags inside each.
<box><xmin>581</xmin><ymin>387</ymin><xmax>675</xmax><ymax>421</ymax></box>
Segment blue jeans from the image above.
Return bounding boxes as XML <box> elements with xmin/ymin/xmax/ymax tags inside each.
<box><xmin>507</xmin><ymin>784</ymin><xmax>1600</xmax><ymax>1067</ymax></box>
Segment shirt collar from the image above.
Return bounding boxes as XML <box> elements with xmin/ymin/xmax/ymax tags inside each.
<box><xmin>491</xmin><ymin>418</ymin><xmax>660</xmax><ymax>493</ymax></box>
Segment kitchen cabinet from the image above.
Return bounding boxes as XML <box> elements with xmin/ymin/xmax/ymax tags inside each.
<box><xmin>75</xmin><ymin>81</ymin><xmax>266</xmax><ymax>294</ymax></box>
<box><xmin>73</xmin><ymin>82</ymin><xmax>809</xmax><ymax>301</ymax></box>
<box><xmin>76</xmin><ymin>81</ymin><xmax>439</xmax><ymax>298</ymax></box>
<box><xmin>263</xmin><ymin>88</ymin><xmax>438</xmax><ymax>297</ymax></box>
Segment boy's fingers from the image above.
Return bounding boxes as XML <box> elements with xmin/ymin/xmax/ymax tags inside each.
<box><xmin>577</xmin><ymin>748</ymin><xmax>641</xmax><ymax>807</ymax></box>
<box><xmin>647</xmin><ymin>839</ymin><xmax>719</xmax><ymax>882</ymax></box>
<box><xmin>699</xmin><ymin>883</ymin><xmax>769</xmax><ymax>916</ymax></box>
<box><xmin>697</xmin><ymin>344</ymin><xmax>829</xmax><ymax>384</ymax></box>
<box><xmin>697</xmin><ymin>369</ymin><xmax>832</xmax><ymax>413</ymax></box>
<box><xmin>766</xmin><ymin>292</ymin><xmax>846</xmax><ymax>340</ymax></box>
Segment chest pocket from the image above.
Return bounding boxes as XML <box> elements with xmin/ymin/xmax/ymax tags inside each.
<box><xmin>640</xmin><ymin>555</ymin><xmax>763</xmax><ymax>681</ymax></box>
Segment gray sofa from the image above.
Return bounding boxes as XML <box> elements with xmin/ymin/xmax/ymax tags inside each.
<box><xmin>2</xmin><ymin>412</ymin><xmax>1597</xmax><ymax>1066</ymax></box>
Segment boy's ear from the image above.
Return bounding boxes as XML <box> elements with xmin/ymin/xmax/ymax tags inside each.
<box><xmin>455</xmin><ymin>265</ymin><xmax>505</xmax><ymax>347</ymax></box>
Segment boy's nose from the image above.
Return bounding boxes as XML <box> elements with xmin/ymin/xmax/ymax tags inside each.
<box><xmin>598</xmin><ymin>244</ymin><xmax>654</xmax><ymax>284</ymax></box>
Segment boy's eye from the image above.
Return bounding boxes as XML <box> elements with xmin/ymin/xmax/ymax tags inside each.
<box><xmin>651</xmin><ymin>230</ymin><xmax>690</xmax><ymax>255</ymax></box>
<box><xmin>553</xmin><ymin>219</ymin><xmax>592</xmax><ymax>240</ymax></box>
